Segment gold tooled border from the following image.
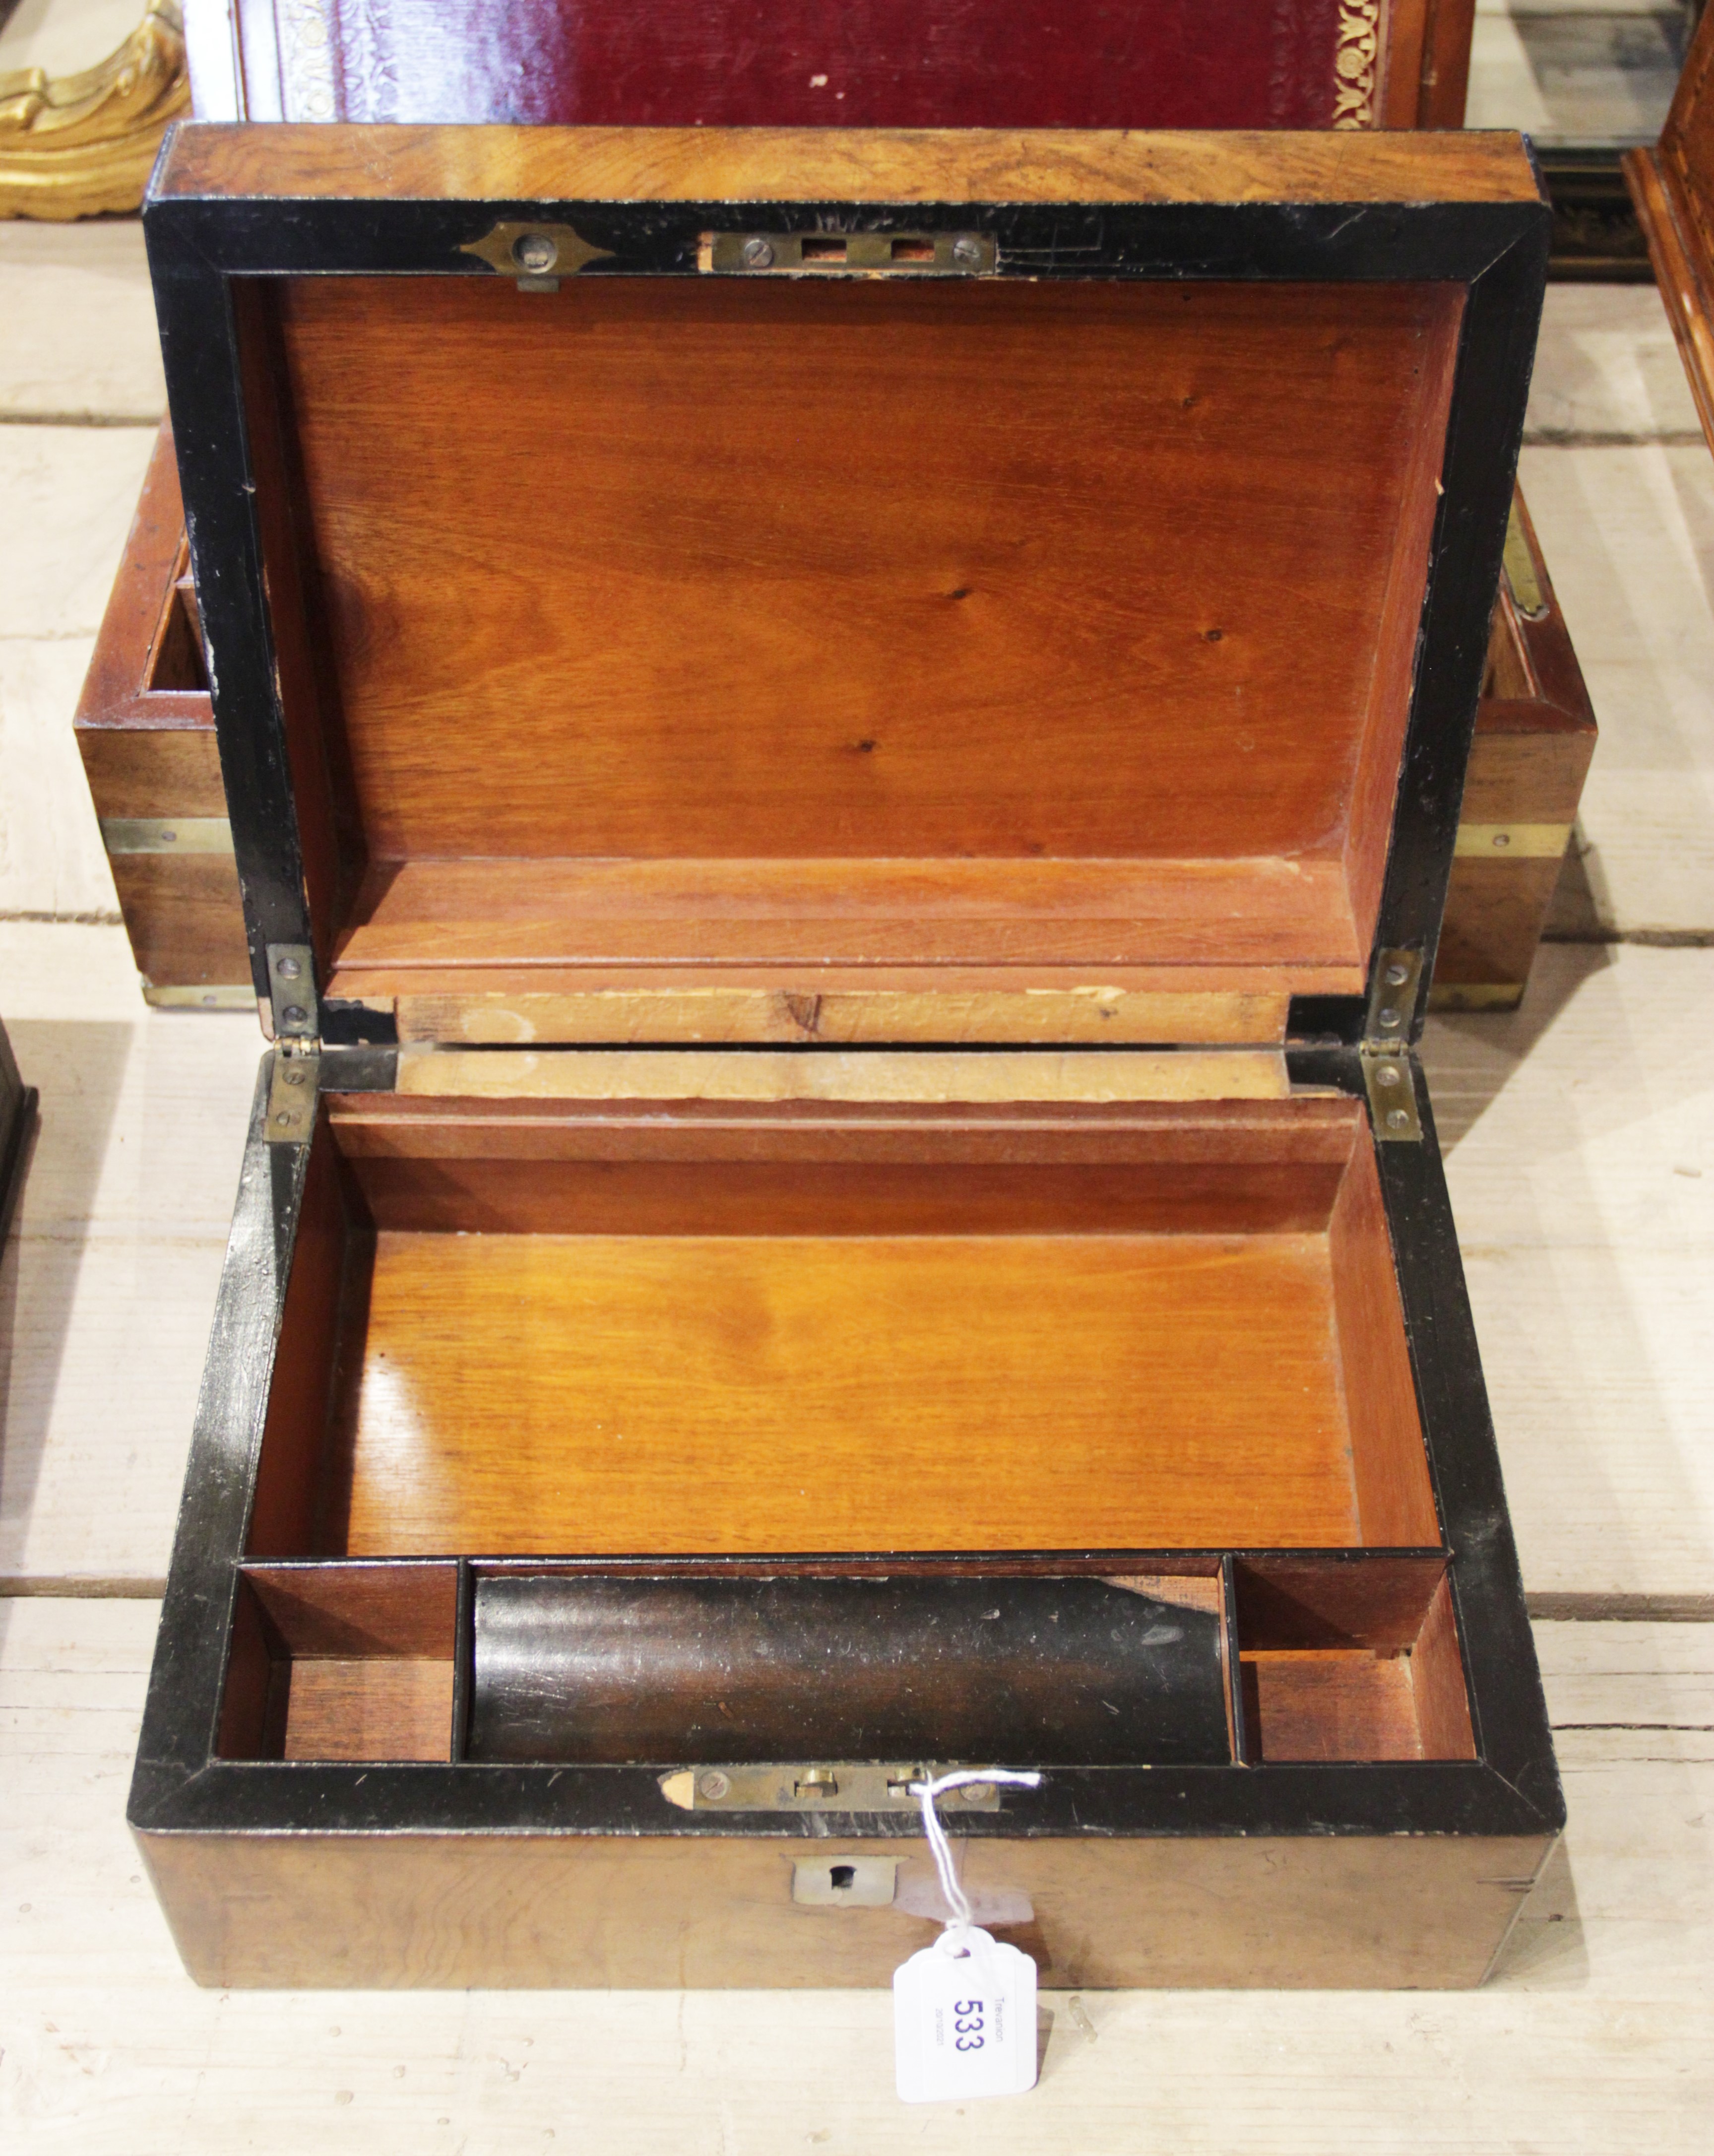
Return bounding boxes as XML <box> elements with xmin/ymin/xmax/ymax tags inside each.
<box><xmin>1333</xmin><ymin>0</ymin><xmax>1384</xmax><ymax>130</ymax></box>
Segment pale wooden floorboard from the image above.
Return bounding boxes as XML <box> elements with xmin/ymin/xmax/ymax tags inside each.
<box><xmin>0</xmin><ymin>637</ymin><xmax>118</xmax><ymax>921</ymax></box>
<box><xmin>0</xmin><ymin>425</ymin><xmax>156</xmax><ymax>920</ymax></box>
<box><xmin>1526</xmin><ymin>283</ymin><xmax>1705</xmax><ymax>444</ymax></box>
<box><xmin>1520</xmin><ymin>442</ymin><xmax>1714</xmax><ymax>937</ymax></box>
<box><xmin>0</xmin><ymin>1603</ymin><xmax>1706</xmax><ymax>2152</ymax></box>
<box><xmin>0</xmin><ymin>424</ymin><xmax>157</xmax><ymax>644</ymax></box>
<box><xmin>1424</xmin><ymin>942</ymin><xmax>1714</xmax><ymax>1602</ymax></box>
<box><xmin>0</xmin><ymin>924</ymin><xmax>260</xmax><ymax>1584</ymax></box>
<box><xmin>1467</xmin><ymin>0</ymin><xmax>1689</xmax><ymax>147</ymax></box>
<box><xmin>0</xmin><ymin>220</ymin><xmax>163</xmax><ymax>426</ymax></box>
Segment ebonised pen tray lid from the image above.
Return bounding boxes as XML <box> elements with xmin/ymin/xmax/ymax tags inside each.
<box><xmin>142</xmin><ymin>124</ymin><xmax>1549</xmax><ymax>1048</ymax></box>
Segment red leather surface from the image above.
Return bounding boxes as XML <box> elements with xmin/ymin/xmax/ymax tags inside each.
<box><xmin>311</xmin><ymin>2</ymin><xmax>1348</xmax><ymax>129</ymax></box>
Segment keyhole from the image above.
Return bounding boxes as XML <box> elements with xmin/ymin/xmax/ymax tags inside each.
<box><xmin>829</xmin><ymin>1864</ymin><xmax>856</xmax><ymax>1891</ymax></box>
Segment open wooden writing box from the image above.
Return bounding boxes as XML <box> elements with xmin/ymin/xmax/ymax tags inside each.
<box><xmin>130</xmin><ymin>124</ymin><xmax>1563</xmax><ymax>1990</ymax></box>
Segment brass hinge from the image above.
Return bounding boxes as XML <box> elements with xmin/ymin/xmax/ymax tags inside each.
<box><xmin>1362</xmin><ymin>947</ymin><xmax>1423</xmax><ymax>1142</ymax></box>
<box><xmin>266</xmin><ymin>942</ymin><xmax>318</xmax><ymax>1041</ymax></box>
<box><xmin>264</xmin><ymin>1041</ymin><xmax>319</xmax><ymax>1144</ymax></box>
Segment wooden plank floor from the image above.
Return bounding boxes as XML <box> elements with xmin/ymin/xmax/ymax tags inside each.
<box><xmin>2</xmin><ymin>180</ymin><xmax>1713</xmax><ymax>2142</ymax></box>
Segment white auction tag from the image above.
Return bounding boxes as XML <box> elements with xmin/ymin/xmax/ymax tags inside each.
<box><xmin>893</xmin><ymin>1925</ymin><xmax>1038</xmax><ymax>2103</ymax></box>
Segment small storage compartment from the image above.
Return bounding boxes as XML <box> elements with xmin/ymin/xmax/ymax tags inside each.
<box><xmin>1234</xmin><ymin>1556</ymin><xmax>1476</xmax><ymax>1762</ymax></box>
<box><xmin>216</xmin><ymin>1562</ymin><xmax>457</xmax><ymax>1762</ymax></box>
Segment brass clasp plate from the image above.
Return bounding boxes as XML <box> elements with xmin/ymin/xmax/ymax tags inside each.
<box><xmin>658</xmin><ymin>1763</ymin><xmax>1006</xmax><ymax>1812</ymax></box>
<box><xmin>704</xmin><ymin>230</ymin><xmax>996</xmax><ymax>276</ymax></box>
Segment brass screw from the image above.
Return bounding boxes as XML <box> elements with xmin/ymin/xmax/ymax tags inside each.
<box><xmin>275</xmin><ymin>956</ymin><xmax>302</xmax><ymax>979</ymax></box>
<box><xmin>951</xmin><ymin>236</ymin><xmax>983</xmax><ymax>266</ymax></box>
<box><xmin>282</xmin><ymin>1005</ymin><xmax>308</xmax><ymax>1027</ymax></box>
<box><xmin>740</xmin><ymin>237</ymin><xmax>774</xmax><ymax>268</ymax></box>
<box><xmin>698</xmin><ymin>1770</ymin><xmax>731</xmax><ymax>1801</ymax></box>
<box><xmin>1387</xmin><ymin>1108</ymin><xmax>1410</xmax><ymax>1131</ymax></box>
<box><xmin>273</xmin><ymin>1111</ymin><xmax>294</xmax><ymax>1128</ymax></box>
<box><xmin>958</xmin><ymin>1782</ymin><xmax>994</xmax><ymax>1804</ymax></box>
<box><xmin>1384</xmin><ymin>961</ymin><xmax>1409</xmax><ymax>986</ymax></box>
<box><xmin>283</xmin><ymin>1068</ymin><xmax>307</xmax><ymax>1088</ymax></box>
<box><xmin>1378</xmin><ymin>1007</ymin><xmax>1402</xmax><ymax>1029</ymax></box>
<box><xmin>1376</xmin><ymin>1065</ymin><xmax>1401</xmax><ymax>1089</ymax></box>
<box><xmin>512</xmin><ymin>233</ymin><xmax>558</xmax><ymax>274</ymax></box>
<box><xmin>1492</xmin><ymin>832</ymin><xmax>1512</xmax><ymax>849</ymax></box>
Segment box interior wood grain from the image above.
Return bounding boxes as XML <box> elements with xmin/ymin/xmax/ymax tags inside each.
<box><xmin>130</xmin><ymin>122</ymin><xmax>1563</xmax><ymax>1993</ymax></box>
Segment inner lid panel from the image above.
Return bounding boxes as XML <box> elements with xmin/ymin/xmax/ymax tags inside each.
<box><xmin>247</xmin><ymin>273</ymin><xmax>1463</xmax><ymax>994</ymax></box>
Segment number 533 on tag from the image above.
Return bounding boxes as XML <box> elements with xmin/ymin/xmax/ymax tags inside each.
<box><xmin>893</xmin><ymin>1928</ymin><xmax>1038</xmax><ymax>2102</ymax></box>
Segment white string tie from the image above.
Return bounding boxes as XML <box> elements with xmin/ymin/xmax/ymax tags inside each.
<box><xmin>908</xmin><ymin>1767</ymin><xmax>1043</xmax><ymax>1957</ymax></box>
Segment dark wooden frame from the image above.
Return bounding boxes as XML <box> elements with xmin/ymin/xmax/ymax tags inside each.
<box><xmin>128</xmin><ymin>128</ymin><xmax>1562</xmax><ymax>1988</ymax></box>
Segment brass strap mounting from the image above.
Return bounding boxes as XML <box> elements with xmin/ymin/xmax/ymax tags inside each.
<box><xmin>1502</xmin><ymin>499</ymin><xmax>1549</xmax><ymax>620</ymax></box>
<box><xmin>266</xmin><ymin>942</ymin><xmax>318</xmax><ymax>1042</ymax></box>
<box><xmin>1362</xmin><ymin>947</ymin><xmax>1424</xmax><ymax>1143</ymax></box>
<box><xmin>100</xmin><ymin>817</ymin><xmax>233</xmax><ymax>856</ymax></box>
<box><xmin>264</xmin><ymin>1043</ymin><xmax>319</xmax><ymax>1145</ymax></box>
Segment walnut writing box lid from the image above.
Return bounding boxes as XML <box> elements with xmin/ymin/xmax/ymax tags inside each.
<box><xmin>143</xmin><ymin>123</ymin><xmax>1550</xmax><ymax>1055</ymax></box>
